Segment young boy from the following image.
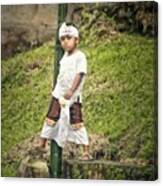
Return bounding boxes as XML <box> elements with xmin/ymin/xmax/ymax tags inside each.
<box><xmin>39</xmin><ymin>22</ymin><xmax>92</xmax><ymax>160</ymax></box>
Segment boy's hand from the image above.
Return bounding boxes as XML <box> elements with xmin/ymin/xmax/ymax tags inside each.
<box><xmin>64</xmin><ymin>89</ymin><xmax>73</xmax><ymax>100</ymax></box>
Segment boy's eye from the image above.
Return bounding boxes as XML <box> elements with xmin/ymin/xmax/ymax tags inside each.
<box><xmin>66</xmin><ymin>36</ymin><xmax>72</xmax><ymax>40</ymax></box>
<box><xmin>61</xmin><ymin>35</ymin><xmax>72</xmax><ymax>41</ymax></box>
<box><xmin>61</xmin><ymin>37</ymin><xmax>66</xmax><ymax>41</ymax></box>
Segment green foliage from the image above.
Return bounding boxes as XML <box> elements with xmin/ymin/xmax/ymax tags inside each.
<box><xmin>1</xmin><ymin>33</ymin><xmax>156</xmax><ymax>177</ymax></box>
<box><xmin>1</xmin><ymin>159</ymin><xmax>20</xmax><ymax>177</ymax></box>
<box><xmin>74</xmin><ymin>2</ymin><xmax>156</xmax><ymax>37</ymax></box>
<box><xmin>81</xmin><ymin>33</ymin><xmax>156</xmax><ymax>161</ymax></box>
<box><xmin>66</xmin><ymin>160</ymin><xmax>155</xmax><ymax>180</ymax></box>
<box><xmin>1</xmin><ymin>41</ymin><xmax>54</xmax><ymax>155</ymax></box>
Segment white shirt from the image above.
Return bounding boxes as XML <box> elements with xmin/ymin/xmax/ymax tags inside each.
<box><xmin>52</xmin><ymin>49</ymin><xmax>87</xmax><ymax>103</ymax></box>
<box><xmin>41</xmin><ymin>49</ymin><xmax>89</xmax><ymax>147</ymax></box>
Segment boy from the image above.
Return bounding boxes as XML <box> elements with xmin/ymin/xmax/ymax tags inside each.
<box><xmin>39</xmin><ymin>22</ymin><xmax>92</xmax><ymax>160</ymax></box>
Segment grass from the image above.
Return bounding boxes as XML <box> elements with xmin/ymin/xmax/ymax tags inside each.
<box><xmin>1</xmin><ymin>33</ymin><xmax>156</xmax><ymax>176</ymax></box>
<box><xmin>82</xmin><ymin>34</ymin><xmax>156</xmax><ymax>160</ymax></box>
<box><xmin>1</xmin><ymin>41</ymin><xmax>54</xmax><ymax>154</ymax></box>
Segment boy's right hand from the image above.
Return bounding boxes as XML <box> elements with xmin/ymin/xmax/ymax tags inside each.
<box><xmin>64</xmin><ymin>89</ymin><xmax>73</xmax><ymax>100</ymax></box>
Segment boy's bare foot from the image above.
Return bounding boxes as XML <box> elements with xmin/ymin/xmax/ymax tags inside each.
<box><xmin>33</xmin><ymin>137</ymin><xmax>48</xmax><ymax>153</ymax></box>
<box><xmin>34</xmin><ymin>146</ymin><xmax>48</xmax><ymax>153</ymax></box>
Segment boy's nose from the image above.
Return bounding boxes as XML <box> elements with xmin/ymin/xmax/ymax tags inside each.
<box><xmin>63</xmin><ymin>39</ymin><xmax>69</xmax><ymax>45</ymax></box>
<box><xmin>64</xmin><ymin>38</ymin><xmax>69</xmax><ymax>42</ymax></box>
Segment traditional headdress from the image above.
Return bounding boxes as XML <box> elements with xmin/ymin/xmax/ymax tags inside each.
<box><xmin>59</xmin><ymin>22</ymin><xmax>79</xmax><ymax>38</ymax></box>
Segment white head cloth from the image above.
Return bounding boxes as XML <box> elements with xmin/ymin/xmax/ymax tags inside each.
<box><xmin>59</xmin><ymin>22</ymin><xmax>79</xmax><ymax>38</ymax></box>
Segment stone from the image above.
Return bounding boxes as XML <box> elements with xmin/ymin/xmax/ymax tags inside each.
<box><xmin>62</xmin><ymin>159</ymin><xmax>156</xmax><ymax>180</ymax></box>
<box><xmin>18</xmin><ymin>157</ymin><xmax>49</xmax><ymax>178</ymax></box>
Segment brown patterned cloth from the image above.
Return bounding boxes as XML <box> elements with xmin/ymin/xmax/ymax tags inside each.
<box><xmin>70</xmin><ymin>102</ymin><xmax>83</xmax><ymax>124</ymax></box>
<box><xmin>46</xmin><ymin>97</ymin><xmax>83</xmax><ymax>126</ymax></box>
<box><xmin>46</xmin><ymin>97</ymin><xmax>61</xmax><ymax>122</ymax></box>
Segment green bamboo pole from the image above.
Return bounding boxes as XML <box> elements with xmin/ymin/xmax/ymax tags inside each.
<box><xmin>49</xmin><ymin>3</ymin><xmax>68</xmax><ymax>178</ymax></box>
<box><xmin>54</xmin><ymin>4</ymin><xmax>68</xmax><ymax>85</ymax></box>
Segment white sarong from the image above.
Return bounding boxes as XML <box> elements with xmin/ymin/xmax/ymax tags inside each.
<box><xmin>40</xmin><ymin>102</ymin><xmax>89</xmax><ymax>148</ymax></box>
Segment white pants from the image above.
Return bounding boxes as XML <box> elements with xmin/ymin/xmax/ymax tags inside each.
<box><xmin>40</xmin><ymin>104</ymin><xmax>89</xmax><ymax>148</ymax></box>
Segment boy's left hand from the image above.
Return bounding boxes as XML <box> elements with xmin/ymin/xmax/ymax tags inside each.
<box><xmin>64</xmin><ymin>89</ymin><xmax>73</xmax><ymax>100</ymax></box>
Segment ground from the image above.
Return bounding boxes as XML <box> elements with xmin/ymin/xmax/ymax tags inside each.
<box><xmin>1</xmin><ymin>33</ymin><xmax>157</xmax><ymax>178</ymax></box>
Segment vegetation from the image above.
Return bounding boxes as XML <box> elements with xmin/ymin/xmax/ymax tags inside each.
<box><xmin>82</xmin><ymin>34</ymin><xmax>156</xmax><ymax>161</ymax></box>
<box><xmin>2</xmin><ymin>42</ymin><xmax>54</xmax><ymax>153</ymax></box>
<box><xmin>1</xmin><ymin>2</ymin><xmax>157</xmax><ymax>178</ymax></box>
<box><xmin>1</xmin><ymin>32</ymin><xmax>156</xmax><ymax>177</ymax></box>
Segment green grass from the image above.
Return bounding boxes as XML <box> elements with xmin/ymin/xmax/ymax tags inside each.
<box><xmin>1</xmin><ymin>41</ymin><xmax>55</xmax><ymax>154</ymax></box>
<box><xmin>82</xmin><ymin>34</ymin><xmax>156</xmax><ymax>160</ymax></box>
<box><xmin>1</xmin><ymin>33</ymin><xmax>156</xmax><ymax>176</ymax></box>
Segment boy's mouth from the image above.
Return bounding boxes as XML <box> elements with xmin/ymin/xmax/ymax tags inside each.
<box><xmin>64</xmin><ymin>46</ymin><xmax>72</xmax><ymax>51</ymax></box>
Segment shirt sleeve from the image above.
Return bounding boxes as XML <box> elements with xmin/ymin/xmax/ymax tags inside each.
<box><xmin>76</xmin><ymin>53</ymin><xmax>87</xmax><ymax>74</ymax></box>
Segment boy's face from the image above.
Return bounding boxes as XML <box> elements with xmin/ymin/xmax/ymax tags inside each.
<box><xmin>60</xmin><ymin>35</ymin><xmax>79</xmax><ymax>53</ymax></box>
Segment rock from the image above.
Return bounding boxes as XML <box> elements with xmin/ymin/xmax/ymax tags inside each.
<box><xmin>18</xmin><ymin>157</ymin><xmax>49</xmax><ymax>178</ymax></box>
<box><xmin>17</xmin><ymin>156</ymin><xmax>31</xmax><ymax>177</ymax></box>
<box><xmin>1</xmin><ymin>4</ymin><xmax>58</xmax><ymax>59</ymax></box>
<box><xmin>4</xmin><ymin>132</ymin><xmax>156</xmax><ymax>179</ymax></box>
<box><xmin>63</xmin><ymin>159</ymin><xmax>155</xmax><ymax>180</ymax></box>
<box><xmin>28</xmin><ymin>160</ymin><xmax>49</xmax><ymax>178</ymax></box>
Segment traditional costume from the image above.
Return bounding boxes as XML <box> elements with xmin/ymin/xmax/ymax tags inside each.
<box><xmin>40</xmin><ymin>23</ymin><xmax>89</xmax><ymax>148</ymax></box>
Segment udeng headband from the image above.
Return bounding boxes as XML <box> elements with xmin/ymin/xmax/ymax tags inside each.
<box><xmin>59</xmin><ymin>22</ymin><xmax>79</xmax><ymax>38</ymax></box>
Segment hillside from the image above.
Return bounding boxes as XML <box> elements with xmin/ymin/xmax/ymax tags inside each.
<box><xmin>1</xmin><ymin>33</ymin><xmax>156</xmax><ymax>176</ymax></box>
